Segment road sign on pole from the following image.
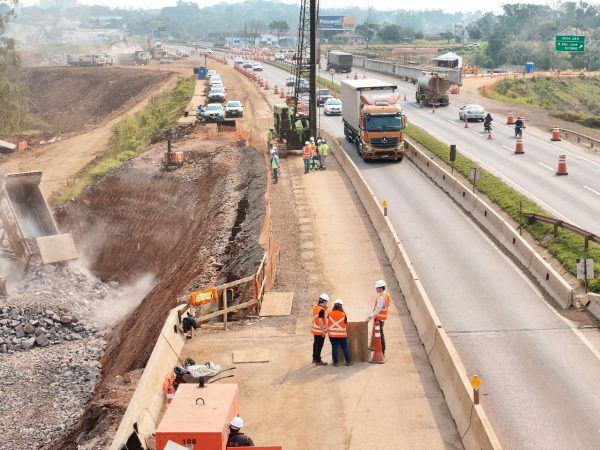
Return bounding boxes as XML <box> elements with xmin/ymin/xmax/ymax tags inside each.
<box><xmin>577</xmin><ymin>258</ymin><xmax>594</xmax><ymax>293</ymax></box>
<box><xmin>555</xmin><ymin>35</ymin><xmax>585</xmax><ymax>52</ymax></box>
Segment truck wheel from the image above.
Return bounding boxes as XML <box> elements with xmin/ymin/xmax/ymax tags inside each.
<box><xmin>395</xmin><ymin>157</ymin><xmax>404</xmax><ymax>163</ymax></box>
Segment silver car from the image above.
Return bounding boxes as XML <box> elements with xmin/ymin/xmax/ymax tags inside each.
<box><xmin>323</xmin><ymin>98</ymin><xmax>342</xmax><ymax>116</ymax></box>
<box><xmin>459</xmin><ymin>104</ymin><xmax>485</xmax><ymax>122</ymax></box>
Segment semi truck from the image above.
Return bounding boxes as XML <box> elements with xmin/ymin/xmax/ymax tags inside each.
<box><xmin>66</xmin><ymin>54</ymin><xmax>107</xmax><ymax>67</ymax></box>
<box><xmin>341</xmin><ymin>79</ymin><xmax>407</xmax><ymax>161</ymax></box>
<box><xmin>415</xmin><ymin>72</ymin><xmax>450</xmax><ymax>107</ymax></box>
<box><xmin>327</xmin><ymin>51</ymin><xmax>353</xmax><ymax>73</ymax></box>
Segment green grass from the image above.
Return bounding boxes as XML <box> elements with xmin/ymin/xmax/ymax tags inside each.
<box><xmin>263</xmin><ymin>60</ymin><xmax>341</xmax><ymax>94</ymax></box>
<box><xmin>481</xmin><ymin>76</ymin><xmax>600</xmax><ymax>129</ymax></box>
<box><xmin>404</xmin><ymin>124</ymin><xmax>600</xmax><ymax>293</ymax></box>
<box><xmin>53</xmin><ymin>76</ymin><xmax>194</xmax><ymax>205</ymax></box>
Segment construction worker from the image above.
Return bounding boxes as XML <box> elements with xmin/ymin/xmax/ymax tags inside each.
<box><xmin>302</xmin><ymin>141</ymin><xmax>312</xmax><ymax>174</ymax></box>
<box><xmin>267</xmin><ymin>128</ymin><xmax>275</xmax><ymax>145</ymax></box>
<box><xmin>309</xmin><ymin>137</ymin><xmax>319</xmax><ymax>170</ymax></box>
<box><xmin>318</xmin><ymin>138</ymin><xmax>328</xmax><ymax>170</ymax></box>
<box><xmin>367</xmin><ymin>280</ymin><xmax>391</xmax><ymax>355</ymax></box>
<box><xmin>328</xmin><ymin>299</ymin><xmax>352</xmax><ymax>367</ymax></box>
<box><xmin>227</xmin><ymin>416</ymin><xmax>255</xmax><ymax>447</ymax></box>
<box><xmin>271</xmin><ymin>149</ymin><xmax>280</xmax><ymax>184</ymax></box>
<box><xmin>311</xmin><ymin>294</ymin><xmax>329</xmax><ymax>366</ymax></box>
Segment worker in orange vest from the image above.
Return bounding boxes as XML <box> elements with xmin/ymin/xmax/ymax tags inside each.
<box><xmin>302</xmin><ymin>141</ymin><xmax>312</xmax><ymax>174</ymax></box>
<box><xmin>309</xmin><ymin>137</ymin><xmax>319</xmax><ymax>170</ymax></box>
<box><xmin>368</xmin><ymin>279</ymin><xmax>391</xmax><ymax>355</ymax></box>
<box><xmin>328</xmin><ymin>299</ymin><xmax>352</xmax><ymax>366</ymax></box>
<box><xmin>311</xmin><ymin>294</ymin><xmax>329</xmax><ymax>366</ymax></box>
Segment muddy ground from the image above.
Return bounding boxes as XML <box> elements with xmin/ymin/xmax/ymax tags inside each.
<box><xmin>37</xmin><ymin>132</ymin><xmax>266</xmax><ymax>448</ymax></box>
<box><xmin>22</xmin><ymin>67</ymin><xmax>171</xmax><ymax>133</ymax></box>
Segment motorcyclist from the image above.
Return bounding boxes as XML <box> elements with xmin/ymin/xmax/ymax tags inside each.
<box><xmin>483</xmin><ymin>113</ymin><xmax>493</xmax><ymax>132</ymax></box>
<box><xmin>514</xmin><ymin>117</ymin><xmax>524</xmax><ymax>137</ymax></box>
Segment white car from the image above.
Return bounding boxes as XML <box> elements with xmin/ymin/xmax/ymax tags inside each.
<box><xmin>176</xmin><ymin>49</ymin><xmax>190</xmax><ymax>57</ymax></box>
<box><xmin>202</xmin><ymin>103</ymin><xmax>224</xmax><ymax>121</ymax></box>
<box><xmin>209</xmin><ymin>76</ymin><xmax>223</xmax><ymax>85</ymax></box>
<box><xmin>242</xmin><ymin>61</ymin><xmax>253</xmax><ymax>68</ymax></box>
<box><xmin>225</xmin><ymin>100</ymin><xmax>244</xmax><ymax>118</ymax></box>
<box><xmin>252</xmin><ymin>63</ymin><xmax>263</xmax><ymax>71</ymax></box>
<box><xmin>459</xmin><ymin>104</ymin><xmax>485</xmax><ymax>122</ymax></box>
<box><xmin>208</xmin><ymin>86</ymin><xmax>226</xmax><ymax>102</ymax></box>
<box><xmin>207</xmin><ymin>70</ymin><xmax>218</xmax><ymax>77</ymax></box>
<box><xmin>234</xmin><ymin>57</ymin><xmax>244</xmax><ymax>64</ymax></box>
<box><xmin>323</xmin><ymin>98</ymin><xmax>342</xmax><ymax>115</ymax></box>
<box><xmin>274</xmin><ymin>52</ymin><xmax>285</xmax><ymax>61</ymax></box>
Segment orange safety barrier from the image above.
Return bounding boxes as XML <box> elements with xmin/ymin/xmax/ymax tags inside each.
<box><xmin>369</xmin><ymin>320</ymin><xmax>385</xmax><ymax>364</ymax></box>
<box><xmin>556</xmin><ymin>154</ymin><xmax>568</xmax><ymax>175</ymax></box>
<box><xmin>190</xmin><ymin>287</ymin><xmax>219</xmax><ymax>306</ymax></box>
<box><xmin>515</xmin><ymin>136</ymin><xmax>524</xmax><ymax>154</ymax></box>
<box><xmin>551</xmin><ymin>127</ymin><xmax>561</xmax><ymax>141</ymax></box>
<box><xmin>506</xmin><ymin>111</ymin><xmax>514</xmax><ymax>125</ymax></box>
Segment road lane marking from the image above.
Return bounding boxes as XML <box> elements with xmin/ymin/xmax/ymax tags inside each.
<box><xmin>471</xmin><ymin>131</ymin><xmax>481</xmax><ymax>136</ymax></box>
<box><xmin>584</xmin><ymin>185</ymin><xmax>600</xmax><ymax>196</ymax></box>
<box><xmin>538</xmin><ymin>162</ymin><xmax>554</xmax><ymax>171</ymax></box>
<box><xmin>447</xmin><ymin>119</ymin><xmax>462</xmax><ymax>127</ymax></box>
<box><xmin>501</xmin><ymin>145</ymin><xmax>514</xmax><ymax>152</ymax></box>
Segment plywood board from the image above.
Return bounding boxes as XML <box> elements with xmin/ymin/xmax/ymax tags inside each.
<box><xmin>259</xmin><ymin>292</ymin><xmax>294</xmax><ymax>316</ymax></box>
<box><xmin>36</xmin><ymin>233</ymin><xmax>78</xmax><ymax>264</ymax></box>
<box><xmin>232</xmin><ymin>350</ymin><xmax>270</xmax><ymax>363</ymax></box>
<box><xmin>334</xmin><ymin>321</ymin><xmax>369</xmax><ymax>363</ymax></box>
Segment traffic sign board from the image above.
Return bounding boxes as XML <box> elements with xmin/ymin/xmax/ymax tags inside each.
<box><xmin>555</xmin><ymin>35</ymin><xmax>585</xmax><ymax>52</ymax></box>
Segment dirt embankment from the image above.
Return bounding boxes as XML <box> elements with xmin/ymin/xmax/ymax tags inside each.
<box><xmin>22</xmin><ymin>67</ymin><xmax>171</xmax><ymax>133</ymax></box>
<box><xmin>45</xmin><ymin>131</ymin><xmax>266</xmax><ymax>449</ymax></box>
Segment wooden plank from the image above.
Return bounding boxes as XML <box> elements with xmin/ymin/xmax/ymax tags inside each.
<box><xmin>232</xmin><ymin>350</ymin><xmax>269</xmax><ymax>363</ymax></box>
<box><xmin>334</xmin><ymin>321</ymin><xmax>369</xmax><ymax>363</ymax></box>
<box><xmin>259</xmin><ymin>292</ymin><xmax>294</xmax><ymax>316</ymax></box>
<box><xmin>197</xmin><ymin>299</ymin><xmax>258</xmax><ymax>323</ymax></box>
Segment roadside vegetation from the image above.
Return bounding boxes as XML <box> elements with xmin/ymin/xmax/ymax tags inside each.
<box><xmin>481</xmin><ymin>76</ymin><xmax>600</xmax><ymax>129</ymax></box>
<box><xmin>404</xmin><ymin>124</ymin><xmax>600</xmax><ymax>293</ymax></box>
<box><xmin>54</xmin><ymin>76</ymin><xmax>194</xmax><ymax>205</ymax></box>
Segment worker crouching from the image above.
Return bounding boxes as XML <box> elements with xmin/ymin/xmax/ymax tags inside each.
<box><xmin>328</xmin><ymin>299</ymin><xmax>353</xmax><ymax>367</ymax></box>
<box><xmin>227</xmin><ymin>416</ymin><xmax>255</xmax><ymax>447</ymax></box>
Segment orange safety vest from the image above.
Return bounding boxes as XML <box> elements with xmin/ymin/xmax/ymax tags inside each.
<box><xmin>310</xmin><ymin>144</ymin><xmax>317</xmax><ymax>156</ymax></box>
<box><xmin>311</xmin><ymin>304</ymin><xmax>327</xmax><ymax>336</ymax></box>
<box><xmin>327</xmin><ymin>310</ymin><xmax>347</xmax><ymax>338</ymax></box>
<box><xmin>373</xmin><ymin>292</ymin><xmax>391</xmax><ymax>321</ymax></box>
<box><xmin>303</xmin><ymin>145</ymin><xmax>311</xmax><ymax>159</ymax></box>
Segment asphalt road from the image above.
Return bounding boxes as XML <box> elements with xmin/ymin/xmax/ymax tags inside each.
<box><xmin>256</xmin><ymin>61</ymin><xmax>600</xmax><ymax>449</ymax></box>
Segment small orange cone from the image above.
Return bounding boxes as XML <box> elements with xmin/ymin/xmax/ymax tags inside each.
<box><xmin>166</xmin><ymin>384</ymin><xmax>175</xmax><ymax>403</ymax></box>
<box><xmin>487</xmin><ymin>131</ymin><xmax>492</xmax><ymax>140</ymax></box>
<box><xmin>370</xmin><ymin>320</ymin><xmax>385</xmax><ymax>364</ymax></box>
<box><xmin>515</xmin><ymin>136</ymin><xmax>524</xmax><ymax>154</ymax></box>
<box><xmin>280</xmin><ymin>89</ymin><xmax>286</xmax><ymax>99</ymax></box>
<box><xmin>274</xmin><ymin>85</ymin><xmax>279</xmax><ymax>94</ymax></box>
<box><xmin>551</xmin><ymin>127</ymin><xmax>561</xmax><ymax>141</ymax></box>
<box><xmin>264</xmin><ymin>81</ymin><xmax>269</xmax><ymax>90</ymax></box>
<box><xmin>507</xmin><ymin>111</ymin><xmax>514</xmax><ymax>125</ymax></box>
<box><xmin>464</xmin><ymin>119</ymin><xmax>469</xmax><ymax>128</ymax></box>
<box><xmin>556</xmin><ymin>154</ymin><xmax>568</xmax><ymax>175</ymax></box>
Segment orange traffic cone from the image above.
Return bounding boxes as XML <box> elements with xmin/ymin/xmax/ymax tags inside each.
<box><xmin>515</xmin><ymin>136</ymin><xmax>524</xmax><ymax>154</ymax></box>
<box><xmin>280</xmin><ymin>89</ymin><xmax>286</xmax><ymax>99</ymax></box>
<box><xmin>274</xmin><ymin>85</ymin><xmax>279</xmax><ymax>94</ymax></box>
<box><xmin>464</xmin><ymin>119</ymin><xmax>469</xmax><ymax>128</ymax></box>
<box><xmin>556</xmin><ymin>154</ymin><xmax>568</xmax><ymax>175</ymax></box>
<box><xmin>370</xmin><ymin>320</ymin><xmax>385</xmax><ymax>364</ymax></box>
<box><xmin>551</xmin><ymin>127</ymin><xmax>561</xmax><ymax>141</ymax></box>
<box><xmin>507</xmin><ymin>111</ymin><xmax>514</xmax><ymax>125</ymax></box>
<box><xmin>487</xmin><ymin>131</ymin><xmax>492</xmax><ymax>140</ymax></box>
<box><xmin>264</xmin><ymin>81</ymin><xmax>269</xmax><ymax>90</ymax></box>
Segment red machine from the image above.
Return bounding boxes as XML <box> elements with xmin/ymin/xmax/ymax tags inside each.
<box><xmin>161</xmin><ymin>128</ymin><xmax>184</xmax><ymax>170</ymax></box>
<box><xmin>155</xmin><ymin>383</ymin><xmax>281</xmax><ymax>450</ymax></box>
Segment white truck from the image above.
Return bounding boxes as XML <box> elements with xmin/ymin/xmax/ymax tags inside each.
<box><xmin>341</xmin><ymin>79</ymin><xmax>407</xmax><ymax>161</ymax></box>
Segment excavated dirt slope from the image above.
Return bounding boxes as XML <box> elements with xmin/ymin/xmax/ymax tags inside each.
<box><xmin>46</xmin><ymin>133</ymin><xmax>266</xmax><ymax>449</ymax></box>
<box><xmin>22</xmin><ymin>67</ymin><xmax>171</xmax><ymax>133</ymax></box>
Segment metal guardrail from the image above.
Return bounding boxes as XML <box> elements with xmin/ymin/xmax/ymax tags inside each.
<box><xmin>558</xmin><ymin>128</ymin><xmax>599</xmax><ymax>149</ymax></box>
<box><xmin>524</xmin><ymin>213</ymin><xmax>600</xmax><ymax>250</ymax></box>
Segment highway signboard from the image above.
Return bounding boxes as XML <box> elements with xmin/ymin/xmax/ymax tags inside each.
<box><xmin>555</xmin><ymin>35</ymin><xmax>585</xmax><ymax>52</ymax></box>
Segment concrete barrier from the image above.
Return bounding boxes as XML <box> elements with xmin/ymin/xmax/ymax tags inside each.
<box><xmin>110</xmin><ymin>305</ymin><xmax>187</xmax><ymax>450</ymax></box>
<box><xmin>405</xmin><ymin>138</ymin><xmax>574</xmax><ymax>309</ymax></box>
<box><xmin>588</xmin><ymin>293</ymin><xmax>600</xmax><ymax>320</ymax></box>
<box><xmin>325</xmin><ymin>132</ymin><xmax>501</xmax><ymax>450</ymax></box>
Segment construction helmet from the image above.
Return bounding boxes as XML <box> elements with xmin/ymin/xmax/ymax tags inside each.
<box><xmin>230</xmin><ymin>416</ymin><xmax>244</xmax><ymax>430</ymax></box>
<box><xmin>310</xmin><ymin>136</ymin><xmax>315</xmax><ymax>142</ymax></box>
<box><xmin>319</xmin><ymin>293</ymin><xmax>329</xmax><ymax>302</ymax></box>
<box><xmin>333</xmin><ymin>299</ymin><xmax>343</xmax><ymax>305</ymax></box>
<box><xmin>374</xmin><ymin>280</ymin><xmax>386</xmax><ymax>288</ymax></box>
<box><xmin>305</xmin><ymin>141</ymin><xmax>310</xmax><ymax>145</ymax></box>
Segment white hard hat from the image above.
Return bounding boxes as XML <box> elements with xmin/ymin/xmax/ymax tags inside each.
<box><xmin>333</xmin><ymin>299</ymin><xmax>343</xmax><ymax>305</ymax></box>
<box><xmin>319</xmin><ymin>293</ymin><xmax>329</xmax><ymax>301</ymax></box>
<box><xmin>230</xmin><ymin>416</ymin><xmax>244</xmax><ymax>430</ymax></box>
<box><xmin>305</xmin><ymin>141</ymin><xmax>310</xmax><ymax>145</ymax></box>
<box><xmin>374</xmin><ymin>279</ymin><xmax>386</xmax><ymax>288</ymax></box>
<box><xmin>310</xmin><ymin>137</ymin><xmax>315</xmax><ymax>142</ymax></box>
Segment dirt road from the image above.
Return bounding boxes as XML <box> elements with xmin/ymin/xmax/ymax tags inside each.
<box><xmin>0</xmin><ymin>71</ymin><xmax>178</xmax><ymax>198</ymax></box>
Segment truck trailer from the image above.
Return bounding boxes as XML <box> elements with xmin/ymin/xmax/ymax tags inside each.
<box><xmin>415</xmin><ymin>72</ymin><xmax>450</xmax><ymax>107</ymax></box>
<box><xmin>327</xmin><ymin>51</ymin><xmax>353</xmax><ymax>73</ymax></box>
<box><xmin>341</xmin><ymin>79</ymin><xmax>407</xmax><ymax>161</ymax></box>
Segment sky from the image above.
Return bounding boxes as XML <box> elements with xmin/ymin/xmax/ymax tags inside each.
<box><xmin>20</xmin><ymin>0</ymin><xmax>558</xmax><ymax>14</ymax></box>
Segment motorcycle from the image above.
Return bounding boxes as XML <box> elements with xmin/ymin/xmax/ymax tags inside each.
<box><xmin>514</xmin><ymin>125</ymin><xmax>523</xmax><ymax>137</ymax></box>
<box><xmin>484</xmin><ymin>122</ymin><xmax>492</xmax><ymax>133</ymax></box>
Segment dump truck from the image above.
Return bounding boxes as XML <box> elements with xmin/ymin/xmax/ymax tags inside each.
<box><xmin>134</xmin><ymin>51</ymin><xmax>151</xmax><ymax>65</ymax></box>
<box><xmin>0</xmin><ymin>172</ymin><xmax>78</xmax><ymax>271</ymax></box>
<box><xmin>415</xmin><ymin>72</ymin><xmax>450</xmax><ymax>107</ymax></box>
<box><xmin>341</xmin><ymin>79</ymin><xmax>407</xmax><ymax>161</ymax></box>
<box><xmin>327</xmin><ymin>50</ymin><xmax>353</xmax><ymax>73</ymax></box>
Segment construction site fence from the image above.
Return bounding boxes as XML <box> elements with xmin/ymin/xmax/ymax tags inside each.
<box><xmin>557</xmin><ymin>128</ymin><xmax>599</xmax><ymax>149</ymax></box>
<box><xmin>524</xmin><ymin>213</ymin><xmax>600</xmax><ymax>251</ymax></box>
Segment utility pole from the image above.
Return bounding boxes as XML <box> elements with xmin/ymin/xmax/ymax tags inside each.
<box><xmin>309</xmin><ymin>0</ymin><xmax>317</xmax><ymax>139</ymax></box>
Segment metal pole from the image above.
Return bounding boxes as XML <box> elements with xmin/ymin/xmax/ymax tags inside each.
<box><xmin>519</xmin><ymin>200</ymin><xmax>522</xmax><ymax>235</ymax></box>
<box><xmin>309</xmin><ymin>0</ymin><xmax>317</xmax><ymax>139</ymax></box>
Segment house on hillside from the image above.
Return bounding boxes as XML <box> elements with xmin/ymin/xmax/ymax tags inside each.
<box><xmin>330</xmin><ymin>31</ymin><xmax>365</xmax><ymax>45</ymax></box>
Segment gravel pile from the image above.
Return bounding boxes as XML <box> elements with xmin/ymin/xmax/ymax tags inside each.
<box><xmin>0</xmin><ymin>259</ymin><xmax>132</xmax><ymax>448</ymax></box>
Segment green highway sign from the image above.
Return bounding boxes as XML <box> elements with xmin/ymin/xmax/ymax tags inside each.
<box><xmin>555</xmin><ymin>35</ymin><xmax>585</xmax><ymax>52</ymax></box>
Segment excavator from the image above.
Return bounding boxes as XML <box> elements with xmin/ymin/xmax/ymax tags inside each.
<box><xmin>160</xmin><ymin>128</ymin><xmax>184</xmax><ymax>170</ymax></box>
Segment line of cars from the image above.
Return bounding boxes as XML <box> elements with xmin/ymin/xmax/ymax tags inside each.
<box><xmin>199</xmin><ymin>69</ymin><xmax>245</xmax><ymax>122</ymax></box>
<box><xmin>234</xmin><ymin>57</ymin><xmax>263</xmax><ymax>72</ymax></box>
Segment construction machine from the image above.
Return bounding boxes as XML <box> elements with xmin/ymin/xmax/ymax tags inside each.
<box><xmin>161</xmin><ymin>128</ymin><xmax>184</xmax><ymax>170</ymax></box>
<box><xmin>272</xmin><ymin>0</ymin><xmax>317</xmax><ymax>152</ymax></box>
